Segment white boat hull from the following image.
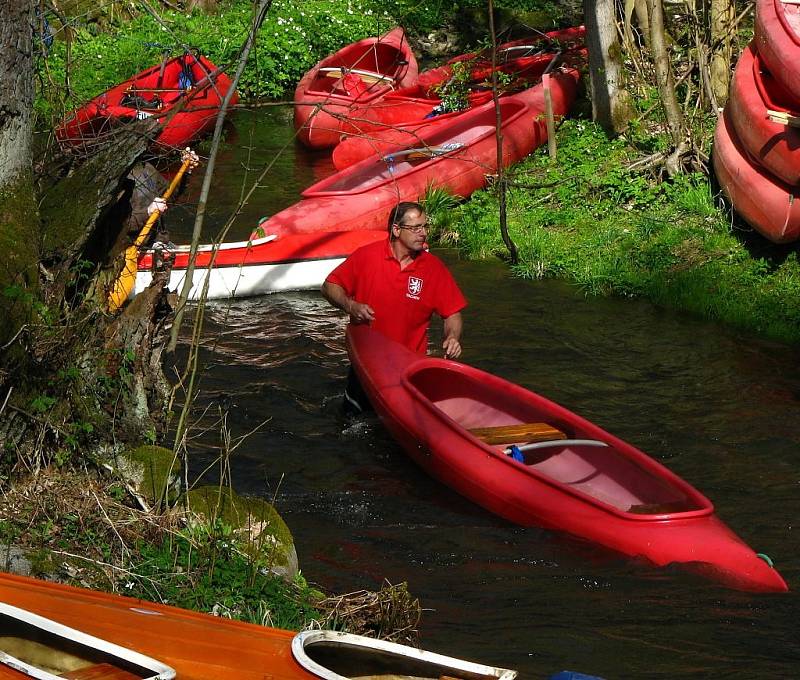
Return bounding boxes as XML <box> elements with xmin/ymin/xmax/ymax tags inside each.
<box><xmin>134</xmin><ymin>256</ymin><xmax>345</xmax><ymax>300</ymax></box>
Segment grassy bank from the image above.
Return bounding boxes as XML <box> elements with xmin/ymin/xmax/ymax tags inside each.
<box><xmin>426</xmin><ymin>118</ymin><xmax>800</xmax><ymax>345</ymax></box>
<box><xmin>0</xmin><ymin>468</ymin><xmax>420</xmax><ymax>640</ymax></box>
<box><xmin>37</xmin><ymin>0</ymin><xmax>567</xmax><ymax>116</ymax></box>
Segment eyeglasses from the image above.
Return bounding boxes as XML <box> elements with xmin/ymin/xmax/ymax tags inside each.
<box><xmin>395</xmin><ymin>222</ymin><xmax>428</xmax><ymax>233</ymax></box>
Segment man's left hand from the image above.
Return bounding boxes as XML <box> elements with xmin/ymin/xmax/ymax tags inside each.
<box><xmin>147</xmin><ymin>197</ymin><xmax>168</xmax><ymax>215</ymax></box>
<box><xmin>443</xmin><ymin>336</ymin><xmax>461</xmax><ymax>359</ymax></box>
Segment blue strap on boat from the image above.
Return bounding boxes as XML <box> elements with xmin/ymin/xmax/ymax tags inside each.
<box><xmin>508</xmin><ymin>445</ymin><xmax>524</xmax><ymax>462</ymax></box>
<box><xmin>179</xmin><ymin>57</ymin><xmax>195</xmax><ymax>90</ymax></box>
<box><xmin>425</xmin><ymin>103</ymin><xmax>447</xmax><ymax>118</ymax></box>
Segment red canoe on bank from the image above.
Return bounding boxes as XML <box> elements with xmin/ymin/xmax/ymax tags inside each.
<box><xmin>56</xmin><ymin>53</ymin><xmax>238</xmax><ymax>153</ymax></box>
<box><xmin>134</xmin><ymin>70</ymin><xmax>578</xmax><ymax>301</ymax></box>
<box><xmin>293</xmin><ymin>26</ymin><xmax>419</xmax><ymax>149</ymax></box>
<box><xmin>346</xmin><ymin>324</ymin><xmax>788</xmax><ymax>593</ymax></box>
<box><xmin>0</xmin><ymin>572</ymin><xmax>517</xmax><ymax>679</ymax></box>
<box><xmin>332</xmin><ymin>27</ymin><xmax>587</xmax><ymax>169</ymax></box>
<box><xmin>727</xmin><ymin>43</ymin><xmax>800</xmax><ymax>186</ymax></box>
<box><xmin>754</xmin><ymin>0</ymin><xmax>800</xmax><ymax>98</ymax></box>
<box><xmin>713</xmin><ymin>107</ymin><xmax>800</xmax><ymax>244</ymax></box>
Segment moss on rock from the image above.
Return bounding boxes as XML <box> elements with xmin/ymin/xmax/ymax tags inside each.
<box><xmin>116</xmin><ymin>445</ymin><xmax>180</xmax><ymax>507</ymax></box>
<box><xmin>185</xmin><ymin>486</ymin><xmax>298</xmax><ymax>580</ymax></box>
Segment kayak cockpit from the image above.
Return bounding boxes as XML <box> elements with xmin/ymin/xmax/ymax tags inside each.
<box><xmin>308</xmin><ymin>41</ymin><xmax>407</xmax><ymax>98</ymax></box>
<box><xmin>515</xmin><ymin>439</ymin><xmax>703</xmax><ymax>515</ymax></box>
<box><xmin>403</xmin><ymin>361</ymin><xmax>710</xmax><ymax>518</ymax></box>
<box><xmin>0</xmin><ymin>602</ymin><xmax>175</xmax><ymax>679</ymax></box>
<box><xmin>291</xmin><ymin>630</ymin><xmax>517</xmax><ymax>680</ymax></box>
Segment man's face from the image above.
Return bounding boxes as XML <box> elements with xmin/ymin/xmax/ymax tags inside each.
<box><xmin>393</xmin><ymin>210</ymin><xmax>428</xmax><ymax>252</ymax></box>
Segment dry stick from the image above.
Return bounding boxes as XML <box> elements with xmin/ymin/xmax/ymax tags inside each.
<box><xmin>0</xmin><ymin>387</ymin><xmax>12</xmax><ymax>417</ymax></box>
<box><xmin>164</xmin><ymin>131</ymin><xmax>291</xmax><ymax>502</ymax></box>
<box><xmin>168</xmin><ymin>0</ymin><xmax>274</xmax><ymax>353</ymax></box>
<box><xmin>487</xmin><ymin>0</ymin><xmax>517</xmax><ymax>265</ymax></box>
<box><xmin>543</xmin><ymin>69</ymin><xmax>557</xmax><ymax>160</ymax></box>
<box><xmin>166</xmin><ymin>4</ymin><xmax>273</xmax><ymax>487</ymax></box>
<box><xmin>90</xmin><ymin>489</ymin><xmax>131</xmax><ymax>561</ymax></box>
<box><xmin>162</xmin><ymin>0</ymin><xmax>273</xmax><ymax>510</ymax></box>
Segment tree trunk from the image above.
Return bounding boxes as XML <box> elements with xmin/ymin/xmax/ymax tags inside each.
<box><xmin>648</xmin><ymin>0</ymin><xmax>688</xmax><ymax>176</ymax></box>
<box><xmin>634</xmin><ymin>0</ymin><xmax>650</xmax><ymax>40</ymax></box>
<box><xmin>710</xmin><ymin>0</ymin><xmax>735</xmax><ymax>106</ymax></box>
<box><xmin>0</xmin><ymin>3</ymin><xmax>175</xmax><ymax>467</ymax></box>
<box><xmin>0</xmin><ymin>0</ymin><xmax>39</xmax><ymax>349</ymax></box>
<box><xmin>584</xmin><ymin>0</ymin><xmax>635</xmax><ymax>135</ymax></box>
<box><xmin>623</xmin><ymin>0</ymin><xmax>650</xmax><ymax>52</ymax></box>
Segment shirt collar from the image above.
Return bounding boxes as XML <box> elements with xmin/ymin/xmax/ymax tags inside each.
<box><xmin>385</xmin><ymin>237</ymin><xmax>425</xmax><ymax>269</ymax></box>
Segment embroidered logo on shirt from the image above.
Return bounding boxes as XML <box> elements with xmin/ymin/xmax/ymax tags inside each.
<box><xmin>407</xmin><ymin>276</ymin><xmax>423</xmax><ymax>300</ymax></box>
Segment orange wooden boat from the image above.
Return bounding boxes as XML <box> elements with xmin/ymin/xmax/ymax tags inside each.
<box><xmin>0</xmin><ymin>571</ymin><xmax>517</xmax><ymax>680</ymax></box>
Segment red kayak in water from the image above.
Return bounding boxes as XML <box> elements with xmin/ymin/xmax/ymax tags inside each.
<box><xmin>293</xmin><ymin>26</ymin><xmax>419</xmax><ymax>149</ymax></box>
<box><xmin>56</xmin><ymin>53</ymin><xmax>237</xmax><ymax>153</ymax></box>
<box><xmin>346</xmin><ymin>324</ymin><xmax>788</xmax><ymax>593</ymax></box>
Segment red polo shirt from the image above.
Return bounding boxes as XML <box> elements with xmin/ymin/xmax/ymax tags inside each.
<box><xmin>326</xmin><ymin>239</ymin><xmax>467</xmax><ymax>354</ymax></box>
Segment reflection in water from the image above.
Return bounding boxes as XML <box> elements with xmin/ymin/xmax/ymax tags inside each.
<box><xmin>170</xmin><ymin>107</ymin><xmax>799</xmax><ymax>679</ymax></box>
<box><xmin>180</xmin><ymin>256</ymin><xmax>800</xmax><ymax>680</ymax></box>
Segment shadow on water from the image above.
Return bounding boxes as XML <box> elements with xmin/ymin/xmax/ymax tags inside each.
<box><xmin>168</xmin><ymin>109</ymin><xmax>800</xmax><ymax>679</ymax></box>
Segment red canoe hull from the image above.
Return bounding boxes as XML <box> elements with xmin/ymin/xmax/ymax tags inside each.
<box><xmin>346</xmin><ymin>325</ymin><xmax>788</xmax><ymax>593</ymax></box>
<box><xmin>328</xmin><ymin>68</ymin><xmax>579</xmax><ymax>180</ymax></box>
<box><xmin>754</xmin><ymin>0</ymin><xmax>800</xmax><ymax>98</ymax></box>
<box><xmin>133</xmin><ymin>71</ymin><xmax>577</xmax><ymax>300</ymax></box>
<box><xmin>728</xmin><ymin>43</ymin><xmax>800</xmax><ymax>185</ymax></box>
<box><xmin>293</xmin><ymin>26</ymin><xmax>419</xmax><ymax>149</ymax></box>
<box><xmin>56</xmin><ymin>54</ymin><xmax>237</xmax><ymax>153</ymax></box>
<box><xmin>714</xmin><ymin>108</ymin><xmax>800</xmax><ymax>244</ymax></box>
<box><xmin>135</xmin><ymin>229</ymin><xmax>387</xmax><ymax>300</ymax></box>
<box><xmin>332</xmin><ymin>28</ymin><xmax>587</xmax><ymax>169</ymax></box>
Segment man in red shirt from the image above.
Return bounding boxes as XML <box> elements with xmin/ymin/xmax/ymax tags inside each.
<box><xmin>322</xmin><ymin>201</ymin><xmax>467</xmax><ymax>414</ymax></box>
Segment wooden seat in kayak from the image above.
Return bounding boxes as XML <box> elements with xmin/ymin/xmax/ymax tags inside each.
<box><xmin>627</xmin><ymin>500</ymin><xmax>693</xmax><ymax>515</ymax></box>
<box><xmin>469</xmin><ymin>422</ymin><xmax>566</xmax><ymax>445</ymax></box>
<box><xmin>60</xmin><ymin>663</ymin><xmax>144</xmax><ymax>680</ymax></box>
<box><xmin>319</xmin><ymin>66</ymin><xmax>395</xmax><ymax>85</ymax></box>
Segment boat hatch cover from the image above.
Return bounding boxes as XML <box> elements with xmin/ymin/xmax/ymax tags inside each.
<box><xmin>291</xmin><ymin>630</ymin><xmax>517</xmax><ymax>680</ymax></box>
<box><xmin>0</xmin><ymin>601</ymin><xmax>176</xmax><ymax>680</ymax></box>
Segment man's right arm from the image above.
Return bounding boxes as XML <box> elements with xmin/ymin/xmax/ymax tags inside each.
<box><xmin>321</xmin><ymin>281</ymin><xmax>375</xmax><ymax>323</ymax></box>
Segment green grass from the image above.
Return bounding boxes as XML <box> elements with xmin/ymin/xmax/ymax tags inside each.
<box><xmin>126</xmin><ymin>523</ymin><xmax>322</xmax><ymax>628</ymax></box>
<box><xmin>425</xmin><ymin>118</ymin><xmax>800</xmax><ymax>345</ymax></box>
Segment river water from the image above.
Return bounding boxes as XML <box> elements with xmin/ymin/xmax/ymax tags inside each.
<box><xmin>168</xmin><ymin>108</ymin><xmax>800</xmax><ymax>679</ymax></box>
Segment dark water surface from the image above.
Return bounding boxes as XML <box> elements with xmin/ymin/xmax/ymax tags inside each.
<box><xmin>173</xmin><ymin>108</ymin><xmax>800</xmax><ymax>679</ymax></box>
